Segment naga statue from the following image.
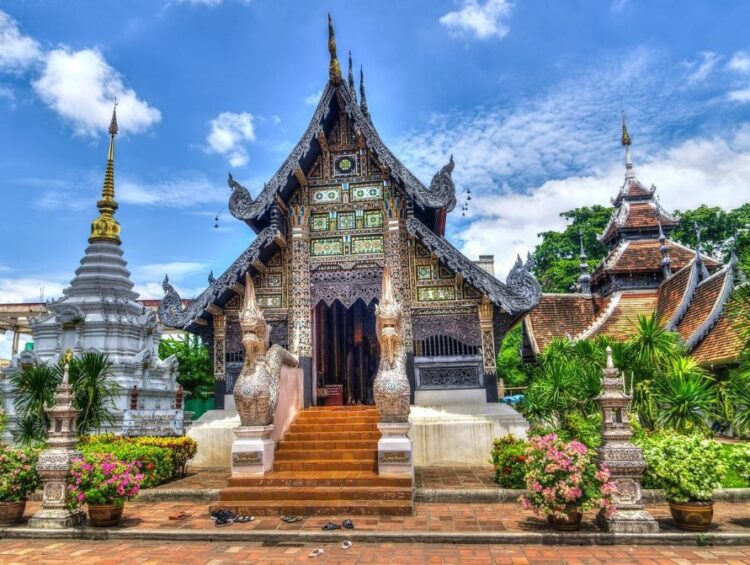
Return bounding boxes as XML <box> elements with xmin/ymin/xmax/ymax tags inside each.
<box><xmin>373</xmin><ymin>268</ymin><xmax>410</xmax><ymax>423</ymax></box>
<box><xmin>234</xmin><ymin>273</ymin><xmax>298</xmax><ymax>427</ymax></box>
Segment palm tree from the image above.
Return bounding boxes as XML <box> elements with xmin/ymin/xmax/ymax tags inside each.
<box><xmin>652</xmin><ymin>357</ymin><xmax>717</xmax><ymax>433</ymax></box>
<box><xmin>67</xmin><ymin>351</ymin><xmax>121</xmax><ymax>434</ymax></box>
<box><xmin>9</xmin><ymin>363</ymin><xmax>60</xmax><ymax>443</ymax></box>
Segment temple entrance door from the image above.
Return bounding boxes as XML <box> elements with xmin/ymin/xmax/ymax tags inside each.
<box><xmin>312</xmin><ymin>298</ymin><xmax>379</xmax><ymax>406</ymax></box>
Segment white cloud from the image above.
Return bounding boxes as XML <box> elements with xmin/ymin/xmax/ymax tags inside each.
<box><xmin>455</xmin><ymin>126</ymin><xmax>750</xmax><ymax>277</ymax></box>
<box><xmin>133</xmin><ymin>261</ymin><xmax>210</xmax><ymax>282</ymax></box>
<box><xmin>684</xmin><ymin>51</ymin><xmax>721</xmax><ymax>84</ymax></box>
<box><xmin>439</xmin><ymin>0</ymin><xmax>512</xmax><ymax>40</ymax></box>
<box><xmin>728</xmin><ymin>51</ymin><xmax>750</xmax><ymax>74</ymax></box>
<box><xmin>32</xmin><ymin>48</ymin><xmax>161</xmax><ymax>136</ymax></box>
<box><xmin>0</xmin><ymin>331</ymin><xmax>32</xmax><ymax>361</ymax></box>
<box><xmin>119</xmin><ymin>175</ymin><xmax>226</xmax><ymax>207</ymax></box>
<box><xmin>729</xmin><ymin>87</ymin><xmax>750</xmax><ymax>103</ymax></box>
<box><xmin>204</xmin><ymin>111</ymin><xmax>256</xmax><ymax>167</ymax></box>
<box><xmin>0</xmin><ymin>10</ymin><xmax>43</xmax><ymax>72</ymax></box>
<box><xmin>304</xmin><ymin>89</ymin><xmax>323</xmax><ymax>106</ymax></box>
<box><xmin>0</xmin><ymin>276</ymin><xmax>65</xmax><ymax>303</ymax></box>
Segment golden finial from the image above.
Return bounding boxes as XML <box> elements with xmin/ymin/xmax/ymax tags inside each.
<box><xmin>328</xmin><ymin>14</ymin><xmax>342</xmax><ymax>85</ymax></box>
<box><xmin>621</xmin><ymin>111</ymin><xmax>631</xmax><ymax>147</ymax></box>
<box><xmin>90</xmin><ymin>100</ymin><xmax>122</xmax><ymax>244</ymax></box>
<box><xmin>63</xmin><ymin>349</ymin><xmax>73</xmax><ymax>366</ymax></box>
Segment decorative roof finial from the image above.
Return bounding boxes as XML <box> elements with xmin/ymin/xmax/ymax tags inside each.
<box><xmin>621</xmin><ymin>111</ymin><xmax>635</xmax><ymax>181</ymax></box>
<box><xmin>658</xmin><ymin>222</ymin><xmax>672</xmax><ymax>279</ymax></box>
<box><xmin>348</xmin><ymin>51</ymin><xmax>357</xmax><ymax>101</ymax></box>
<box><xmin>694</xmin><ymin>221</ymin><xmax>710</xmax><ymax>281</ymax></box>
<box><xmin>732</xmin><ymin>230</ymin><xmax>747</xmax><ymax>284</ymax></box>
<box><xmin>577</xmin><ymin>232</ymin><xmax>591</xmax><ymax>295</ymax></box>
<box><xmin>327</xmin><ymin>14</ymin><xmax>342</xmax><ymax>85</ymax></box>
<box><xmin>359</xmin><ymin>65</ymin><xmax>371</xmax><ymax>121</ymax></box>
<box><xmin>89</xmin><ymin>100</ymin><xmax>121</xmax><ymax>244</ymax></box>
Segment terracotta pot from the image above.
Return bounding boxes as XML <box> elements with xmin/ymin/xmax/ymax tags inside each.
<box><xmin>669</xmin><ymin>501</ymin><xmax>714</xmax><ymax>532</ymax></box>
<box><xmin>548</xmin><ymin>512</ymin><xmax>583</xmax><ymax>531</ymax></box>
<box><xmin>88</xmin><ymin>503</ymin><xmax>124</xmax><ymax>527</ymax></box>
<box><xmin>0</xmin><ymin>500</ymin><xmax>26</xmax><ymax>526</ymax></box>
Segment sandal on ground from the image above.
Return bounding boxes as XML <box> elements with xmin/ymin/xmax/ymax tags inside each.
<box><xmin>282</xmin><ymin>515</ymin><xmax>302</xmax><ymax>523</ymax></box>
<box><xmin>342</xmin><ymin>519</ymin><xmax>354</xmax><ymax>529</ymax></box>
<box><xmin>308</xmin><ymin>548</ymin><xmax>325</xmax><ymax>558</ymax></box>
<box><xmin>322</xmin><ymin>521</ymin><xmax>341</xmax><ymax>530</ymax></box>
<box><xmin>341</xmin><ymin>540</ymin><xmax>352</xmax><ymax>550</ymax></box>
<box><xmin>169</xmin><ymin>511</ymin><xmax>192</xmax><ymax>520</ymax></box>
<box><xmin>237</xmin><ymin>515</ymin><xmax>254</xmax><ymax>523</ymax></box>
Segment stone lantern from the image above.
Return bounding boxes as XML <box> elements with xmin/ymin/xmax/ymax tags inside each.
<box><xmin>29</xmin><ymin>351</ymin><xmax>86</xmax><ymax>528</ymax></box>
<box><xmin>595</xmin><ymin>346</ymin><xmax>658</xmax><ymax>533</ymax></box>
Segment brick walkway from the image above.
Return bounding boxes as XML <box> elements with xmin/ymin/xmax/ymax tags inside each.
<box><xmin>14</xmin><ymin>499</ymin><xmax>750</xmax><ymax>533</ymax></box>
<box><xmin>1</xmin><ymin>539</ymin><xmax>750</xmax><ymax>564</ymax></box>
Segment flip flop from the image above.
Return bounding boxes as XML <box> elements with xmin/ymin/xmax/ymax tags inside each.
<box><xmin>309</xmin><ymin>548</ymin><xmax>325</xmax><ymax>558</ymax></box>
<box><xmin>342</xmin><ymin>519</ymin><xmax>354</xmax><ymax>529</ymax></box>
<box><xmin>169</xmin><ymin>511</ymin><xmax>192</xmax><ymax>520</ymax></box>
<box><xmin>341</xmin><ymin>540</ymin><xmax>352</xmax><ymax>550</ymax></box>
<box><xmin>282</xmin><ymin>515</ymin><xmax>303</xmax><ymax>523</ymax></box>
<box><xmin>322</xmin><ymin>521</ymin><xmax>341</xmax><ymax>530</ymax></box>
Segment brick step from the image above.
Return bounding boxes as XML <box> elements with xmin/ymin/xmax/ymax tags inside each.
<box><xmin>277</xmin><ymin>440</ymin><xmax>378</xmax><ymax>451</ymax></box>
<box><xmin>288</xmin><ymin>423</ymin><xmax>377</xmax><ymax>433</ymax></box>
<box><xmin>217</xmin><ymin>486</ymin><xmax>412</xmax><ymax>501</ymax></box>
<box><xmin>305</xmin><ymin>406</ymin><xmax>378</xmax><ymax>412</ymax></box>
<box><xmin>209</xmin><ymin>499</ymin><xmax>412</xmax><ymax>516</ymax></box>
<box><xmin>283</xmin><ymin>431</ymin><xmax>381</xmax><ymax>442</ymax></box>
<box><xmin>275</xmin><ymin>449</ymin><xmax>377</xmax><ymax>462</ymax></box>
<box><xmin>291</xmin><ymin>417</ymin><xmax>380</xmax><ymax>425</ymax></box>
<box><xmin>273</xmin><ymin>459</ymin><xmax>377</xmax><ymax>472</ymax></box>
<box><xmin>227</xmin><ymin>472</ymin><xmax>411</xmax><ymax>488</ymax></box>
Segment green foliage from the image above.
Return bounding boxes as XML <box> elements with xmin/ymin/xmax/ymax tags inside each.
<box><xmin>496</xmin><ymin>325</ymin><xmax>535</xmax><ymax>388</ymax></box>
<box><xmin>159</xmin><ymin>335</ymin><xmax>213</xmax><ymax>399</ymax></box>
<box><xmin>532</xmin><ymin>206</ymin><xmax>612</xmax><ymax>293</ymax></box>
<box><xmin>722</xmin><ymin>443</ymin><xmax>750</xmax><ymax>488</ymax></box>
<box><xmin>638</xmin><ymin>432</ymin><xmax>727</xmax><ymax>502</ymax></box>
<box><xmin>81</xmin><ymin>441</ymin><xmax>173</xmax><ymax>489</ymax></box>
<box><xmin>652</xmin><ymin>358</ymin><xmax>717</xmax><ymax>433</ymax></box>
<box><xmin>10</xmin><ymin>363</ymin><xmax>59</xmax><ymax>443</ymax></box>
<box><xmin>672</xmin><ymin>204</ymin><xmax>750</xmax><ymax>260</ymax></box>
<box><xmin>67</xmin><ymin>352</ymin><xmax>121</xmax><ymax>435</ymax></box>
<box><xmin>0</xmin><ymin>447</ymin><xmax>41</xmax><ymax>502</ymax></box>
<box><xmin>490</xmin><ymin>434</ymin><xmax>527</xmax><ymax>488</ymax></box>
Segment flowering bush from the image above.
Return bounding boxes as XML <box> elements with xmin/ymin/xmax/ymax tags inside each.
<box><xmin>0</xmin><ymin>447</ymin><xmax>41</xmax><ymax>502</ymax></box>
<box><xmin>68</xmin><ymin>452</ymin><xmax>144</xmax><ymax>507</ymax></box>
<box><xmin>81</xmin><ymin>443</ymin><xmax>172</xmax><ymax>489</ymax></box>
<box><xmin>520</xmin><ymin>433</ymin><xmax>616</xmax><ymax>520</ymax></box>
<box><xmin>639</xmin><ymin>432</ymin><xmax>726</xmax><ymax>503</ymax></box>
<box><xmin>490</xmin><ymin>434</ymin><xmax>528</xmax><ymax>488</ymax></box>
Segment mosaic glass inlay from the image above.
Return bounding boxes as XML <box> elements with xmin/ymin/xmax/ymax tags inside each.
<box><xmin>417</xmin><ymin>265</ymin><xmax>432</xmax><ymax>280</ymax></box>
<box><xmin>310</xmin><ymin>214</ymin><xmax>329</xmax><ymax>232</ymax></box>
<box><xmin>351</xmin><ymin>235</ymin><xmax>384</xmax><ymax>255</ymax></box>
<box><xmin>364</xmin><ymin>210</ymin><xmax>384</xmax><ymax>228</ymax></box>
<box><xmin>312</xmin><ymin>187</ymin><xmax>340</xmax><ymax>204</ymax></box>
<box><xmin>311</xmin><ymin>237</ymin><xmax>344</xmax><ymax>256</ymax></box>
<box><xmin>257</xmin><ymin>294</ymin><xmax>282</xmax><ymax>308</ymax></box>
<box><xmin>267</xmin><ymin>273</ymin><xmax>282</xmax><ymax>288</ymax></box>
<box><xmin>417</xmin><ymin>286</ymin><xmax>456</xmax><ymax>301</ymax></box>
<box><xmin>334</xmin><ymin>154</ymin><xmax>357</xmax><ymax>176</ymax></box>
<box><xmin>337</xmin><ymin>212</ymin><xmax>356</xmax><ymax>230</ymax></box>
<box><xmin>351</xmin><ymin>185</ymin><xmax>382</xmax><ymax>201</ymax></box>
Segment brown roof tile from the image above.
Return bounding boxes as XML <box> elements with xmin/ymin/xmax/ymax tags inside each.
<box><xmin>656</xmin><ymin>262</ymin><xmax>694</xmax><ymax>324</ymax></box>
<box><xmin>690</xmin><ymin>313</ymin><xmax>743</xmax><ymax>366</ymax></box>
<box><xmin>595</xmin><ymin>291</ymin><xmax>660</xmax><ymax>340</ymax></box>
<box><xmin>525</xmin><ymin>294</ymin><xmax>603</xmax><ymax>352</ymax></box>
<box><xmin>676</xmin><ymin>270</ymin><xmax>728</xmax><ymax>342</ymax></box>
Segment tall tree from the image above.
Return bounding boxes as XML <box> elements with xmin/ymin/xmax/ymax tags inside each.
<box><xmin>532</xmin><ymin>206</ymin><xmax>612</xmax><ymax>293</ymax></box>
<box><xmin>672</xmin><ymin>204</ymin><xmax>750</xmax><ymax>260</ymax></box>
<box><xmin>158</xmin><ymin>335</ymin><xmax>213</xmax><ymax>399</ymax></box>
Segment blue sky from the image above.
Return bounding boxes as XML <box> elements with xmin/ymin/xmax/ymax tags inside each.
<box><xmin>1</xmin><ymin>0</ymin><xmax>750</xmax><ymax>354</ymax></box>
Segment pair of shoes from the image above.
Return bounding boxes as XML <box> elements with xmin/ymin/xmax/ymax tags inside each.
<box><xmin>236</xmin><ymin>515</ymin><xmax>254</xmax><ymax>523</ymax></box>
<box><xmin>281</xmin><ymin>515</ymin><xmax>303</xmax><ymax>523</ymax></box>
<box><xmin>321</xmin><ymin>519</ymin><xmax>355</xmax><ymax>531</ymax></box>
<box><xmin>212</xmin><ymin>509</ymin><xmax>238</xmax><ymax>527</ymax></box>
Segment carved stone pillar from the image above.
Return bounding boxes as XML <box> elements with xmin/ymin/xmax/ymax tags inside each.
<box><xmin>478</xmin><ymin>297</ymin><xmax>499</xmax><ymax>400</ymax></box>
<box><xmin>383</xmin><ymin>198</ymin><xmax>413</xmax><ymax>351</ymax></box>
<box><xmin>289</xmin><ymin>205</ymin><xmax>313</xmax><ymax>405</ymax></box>
<box><xmin>212</xmin><ymin>310</ymin><xmax>226</xmax><ymax>407</ymax></box>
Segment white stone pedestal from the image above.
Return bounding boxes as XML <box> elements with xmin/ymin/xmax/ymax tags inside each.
<box><xmin>231</xmin><ymin>425</ymin><xmax>275</xmax><ymax>476</ymax></box>
<box><xmin>377</xmin><ymin>422</ymin><xmax>413</xmax><ymax>479</ymax></box>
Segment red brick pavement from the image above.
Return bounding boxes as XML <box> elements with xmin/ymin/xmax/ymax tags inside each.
<box><xmin>1</xmin><ymin>539</ymin><xmax>750</xmax><ymax>564</ymax></box>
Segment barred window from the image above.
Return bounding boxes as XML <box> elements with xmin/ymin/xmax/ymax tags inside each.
<box><xmin>414</xmin><ymin>335</ymin><xmax>479</xmax><ymax>357</ymax></box>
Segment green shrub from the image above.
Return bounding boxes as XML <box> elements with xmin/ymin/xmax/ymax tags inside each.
<box><xmin>638</xmin><ymin>432</ymin><xmax>727</xmax><ymax>502</ymax></box>
<box><xmin>82</xmin><ymin>442</ymin><xmax>173</xmax><ymax>488</ymax></box>
<box><xmin>490</xmin><ymin>434</ymin><xmax>527</xmax><ymax>488</ymax></box>
<box><xmin>727</xmin><ymin>444</ymin><xmax>750</xmax><ymax>486</ymax></box>
<box><xmin>0</xmin><ymin>447</ymin><xmax>41</xmax><ymax>502</ymax></box>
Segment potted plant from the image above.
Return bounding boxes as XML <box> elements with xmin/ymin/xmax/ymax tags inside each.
<box><xmin>640</xmin><ymin>432</ymin><xmax>726</xmax><ymax>531</ymax></box>
<box><xmin>490</xmin><ymin>434</ymin><xmax>528</xmax><ymax>489</ymax></box>
<box><xmin>521</xmin><ymin>433</ymin><xmax>616</xmax><ymax>531</ymax></box>
<box><xmin>68</xmin><ymin>452</ymin><xmax>144</xmax><ymax>527</ymax></box>
<box><xmin>0</xmin><ymin>447</ymin><xmax>41</xmax><ymax>526</ymax></box>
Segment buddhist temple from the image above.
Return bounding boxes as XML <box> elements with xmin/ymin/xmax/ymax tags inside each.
<box><xmin>523</xmin><ymin>116</ymin><xmax>743</xmax><ymax>369</ymax></box>
<box><xmin>159</xmin><ymin>17</ymin><xmax>542</xmax><ymax>412</ymax></box>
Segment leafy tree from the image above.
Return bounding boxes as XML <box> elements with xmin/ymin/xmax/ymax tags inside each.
<box><xmin>158</xmin><ymin>335</ymin><xmax>213</xmax><ymax>399</ymax></box>
<box><xmin>532</xmin><ymin>206</ymin><xmax>612</xmax><ymax>293</ymax></box>
<box><xmin>672</xmin><ymin>204</ymin><xmax>750</xmax><ymax>260</ymax></box>
<box><xmin>10</xmin><ymin>364</ymin><xmax>59</xmax><ymax>444</ymax></box>
<box><xmin>496</xmin><ymin>325</ymin><xmax>536</xmax><ymax>388</ymax></box>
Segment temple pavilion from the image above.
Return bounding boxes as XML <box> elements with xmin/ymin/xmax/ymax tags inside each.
<box><xmin>159</xmin><ymin>16</ymin><xmax>541</xmax><ymax>412</ymax></box>
<box><xmin>523</xmin><ymin>118</ymin><xmax>743</xmax><ymax>371</ymax></box>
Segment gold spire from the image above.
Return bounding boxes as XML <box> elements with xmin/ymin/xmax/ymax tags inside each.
<box><xmin>328</xmin><ymin>13</ymin><xmax>342</xmax><ymax>85</ymax></box>
<box><xmin>621</xmin><ymin>111</ymin><xmax>631</xmax><ymax>147</ymax></box>
<box><xmin>90</xmin><ymin>102</ymin><xmax>121</xmax><ymax>244</ymax></box>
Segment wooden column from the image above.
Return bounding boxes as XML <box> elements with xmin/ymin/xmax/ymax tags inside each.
<box><xmin>289</xmin><ymin>204</ymin><xmax>313</xmax><ymax>406</ymax></box>
<box><xmin>211</xmin><ymin>309</ymin><xmax>227</xmax><ymax>408</ymax></box>
<box><xmin>478</xmin><ymin>297</ymin><xmax>500</xmax><ymax>402</ymax></box>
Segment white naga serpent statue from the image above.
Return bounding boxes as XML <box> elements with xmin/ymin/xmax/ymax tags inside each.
<box><xmin>233</xmin><ymin>273</ymin><xmax>299</xmax><ymax>427</ymax></box>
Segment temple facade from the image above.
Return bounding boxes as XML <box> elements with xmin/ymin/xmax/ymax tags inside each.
<box><xmin>524</xmin><ymin>118</ymin><xmax>743</xmax><ymax>369</ymax></box>
<box><xmin>159</xmin><ymin>17</ymin><xmax>541</xmax><ymax>410</ymax></box>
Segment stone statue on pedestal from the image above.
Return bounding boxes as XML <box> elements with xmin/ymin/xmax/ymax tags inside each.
<box><xmin>596</xmin><ymin>346</ymin><xmax>658</xmax><ymax>533</ymax></box>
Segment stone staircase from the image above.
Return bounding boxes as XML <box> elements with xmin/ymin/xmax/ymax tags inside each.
<box><xmin>210</xmin><ymin>406</ymin><xmax>414</xmax><ymax>516</ymax></box>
